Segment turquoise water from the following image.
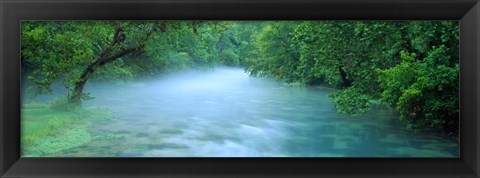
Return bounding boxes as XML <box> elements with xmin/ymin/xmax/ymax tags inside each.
<box><xmin>53</xmin><ymin>67</ymin><xmax>458</xmax><ymax>157</ymax></box>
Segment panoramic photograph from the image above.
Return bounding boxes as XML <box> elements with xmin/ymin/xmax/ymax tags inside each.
<box><xmin>21</xmin><ymin>21</ymin><xmax>459</xmax><ymax>157</ymax></box>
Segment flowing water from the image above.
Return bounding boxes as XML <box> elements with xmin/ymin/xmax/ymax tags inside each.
<box><xmin>45</xmin><ymin>67</ymin><xmax>458</xmax><ymax>157</ymax></box>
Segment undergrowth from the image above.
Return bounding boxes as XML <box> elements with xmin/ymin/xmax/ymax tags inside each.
<box><xmin>21</xmin><ymin>101</ymin><xmax>113</xmax><ymax>157</ymax></box>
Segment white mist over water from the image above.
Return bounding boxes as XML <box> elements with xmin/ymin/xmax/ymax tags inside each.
<box><xmin>52</xmin><ymin>67</ymin><xmax>458</xmax><ymax>157</ymax></box>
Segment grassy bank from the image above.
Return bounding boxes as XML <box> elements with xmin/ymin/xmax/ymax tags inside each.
<box><xmin>21</xmin><ymin>102</ymin><xmax>113</xmax><ymax>156</ymax></box>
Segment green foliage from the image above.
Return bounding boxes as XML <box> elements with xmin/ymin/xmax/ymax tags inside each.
<box><xmin>245</xmin><ymin>22</ymin><xmax>302</xmax><ymax>83</ymax></box>
<box><xmin>25</xmin><ymin>127</ymin><xmax>92</xmax><ymax>156</ymax></box>
<box><xmin>377</xmin><ymin>51</ymin><xmax>420</xmax><ymax>108</ymax></box>
<box><xmin>378</xmin><ymin>46</ymin><xmax>459</xmax><ymax>134</ymax></box>
<box><xmin>243</xmin><ymin>21</ymin><xmax>459</xmax><ymax>135</ymax></box>
<box><xmin>219</xmin><ymin>49</ymin><xmax>240</xmax><ymax>66</ymax></box>
<box><xmin>22</xmin><ymin>22</ymin><xmax>98</xmax><ymax>97</ymax></box>
<box><xmin>93</xmin><ymin>59</ymin><xmax>136</xmax><ymax>82</ymax></box>
<box><xmin>22</xmin><ymin>20</ymin><xmax>459</xmax><ymax>135</ymax></box>
<box><xmin>136</xmin><ymin>21</ymin><xmax>223</xmax><ymax>75</ymax></box>
<box><xmin>330</xmin><ymin>87</ymin><xmax>371</xmax><ymax>115</ymax></box>
<box><xmin>22</xmin><ymin>21</ymin><xmax>261</xmax><ymax>102</ymax></box>
<box><xmin>21</xmin><ymin>102</ymin><xmax>114</xmax><ymax>156</ymax></box>
<box><xmin>216</xmin><ymin>22</ymin><xmax>265</xmax><ymax>67</ymax></box>
<box><xmin>49</xmin><ymin>97</ymin><xmax>84</xmax><ymax>111</ymax></box>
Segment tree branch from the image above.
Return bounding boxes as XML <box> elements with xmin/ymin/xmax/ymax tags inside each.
<box><xmin>70</xmin><ymin>22</ymin><xmax>162</xmax><ymax>104</ymax></box>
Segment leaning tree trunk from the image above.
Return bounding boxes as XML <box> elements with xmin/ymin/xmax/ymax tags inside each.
<box><xmin>69</xmin><ymin>61</ymin><xmax>101</xmax><ymax>105</ymax></box>
<box><xmin>68</xmin><ymin>23</ymin><xmax>159</xmax><ymax>105</ymax></box>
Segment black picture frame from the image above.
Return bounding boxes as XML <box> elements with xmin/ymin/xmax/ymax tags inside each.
<box><xmin>1</xmin><ymin>0</ymin><xmax>479</xmax><ymax>177</ymax></box>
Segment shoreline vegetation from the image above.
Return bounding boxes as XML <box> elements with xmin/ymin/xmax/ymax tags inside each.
<box><xmin>21</xmin><ymin>21</ymin><xmax>459</xmax><ymax>156</ymax></box>
<box><xmin>21</xmin><ymin>101</ymin><xmax>117</xmax><ymax>156</ymax></box>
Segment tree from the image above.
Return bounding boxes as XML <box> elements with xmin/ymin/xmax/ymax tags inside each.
<box><xmin>23</xmin><ymin>21</ymin><xmax>163</xmax><ymax>105</ymax></box>
<box><xmin>378</xmin><ymin>46</ymin><xmax>459</xmax><ymax>134</ymax></box>
<box><xmin>22</xmin><ymin>20</ymin><xmax>460</xmax><ymax>135</ymax></box>
<box><xmin>242</xmin><ymin>21</ymin><xmax>459</xmax><ymax>135</ymax></box>
<box><xmin>70</xmin><ymin>22</ymin><xmax>161</xmax><ymax>105</ymax></box>
<box><xmin>23</xmin><ymin>21</ymin><xmax>225</xmax><ymax>106</ymax></box>
<box><xmin>245</xmin><ymin>22</ymin><xmax>302</xmax><ymax>82</ymax></box>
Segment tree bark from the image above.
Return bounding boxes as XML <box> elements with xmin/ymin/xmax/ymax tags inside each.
<box><xmin>68</xmin><ymin>23</ymin><xmax>158</xmax><ymax>105</ymax></box>
<box><xmin>339</xmin><ymin>66</ymin><xmax>352</xmax><ymax>88</ymax></box>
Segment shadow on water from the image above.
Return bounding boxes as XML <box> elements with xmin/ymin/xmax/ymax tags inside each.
<box><xmin>36</xmin><ymin>67</ymin><xmax>459</xmax><ymax>157</ymax></box>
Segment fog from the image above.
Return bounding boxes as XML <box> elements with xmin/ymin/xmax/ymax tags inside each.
<box><xmin>30</xmin><ymin>67</ymin><xmax>459</xmax><ymax>157</ymax></box>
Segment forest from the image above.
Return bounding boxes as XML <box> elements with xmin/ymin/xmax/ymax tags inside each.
<box><xmin>21</xmin><ymin>21</ymin><xmax>459</xmax><ymax>157</ymax></box>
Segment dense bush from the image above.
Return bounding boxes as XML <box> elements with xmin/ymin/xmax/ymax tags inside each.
<box><xmin>378</xmin><ymin>46</ymin><xmax>459</xmax><ymax>134</ymax></box>
<box><xmin>243</xmin><ymin>21</ymin><xmax>459</xmax><ymax>135</ymax></box>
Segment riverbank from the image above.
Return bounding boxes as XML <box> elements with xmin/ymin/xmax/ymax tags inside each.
<box><xmin>21</xmin><ymin>102</ymin><xmax>117</xmax><ymax>156</ymax></box>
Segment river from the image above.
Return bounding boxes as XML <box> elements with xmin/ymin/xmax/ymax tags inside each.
<box><xmin>53</xmin><ymin>67</ymin><xmax>458</xmax><ymax>157</ymax></box>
